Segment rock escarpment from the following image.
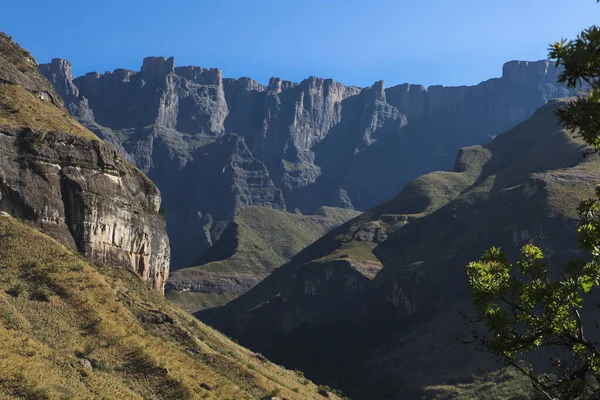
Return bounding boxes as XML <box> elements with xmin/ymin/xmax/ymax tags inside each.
<box><xmin>199</xmin><ymin>101</ymin><xmax>599</xmax><ymax>398</ymax></box>
<box><xmin>40</xmin><ymin>57</ymin><xmax>577</xmax><ymax>268</ymax></box>
<box><xmin>0</xmin><ymin>33</ymin><xmax>170</xmax><ymax>293</ymax></box>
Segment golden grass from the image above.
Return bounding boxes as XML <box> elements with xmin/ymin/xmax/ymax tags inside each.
<box><xmin>0</xmin><ymin>215</ymin><xmax>331</xmax><ymax>399</ymax></box>
<box><xmin>0</xmin><ymin>84</ymin><xmax>98</xmax><ymax>141</ymax></box>
<box><xmin>0</xmin><ymin>32</ymin><xmax>39</xmax><ymax>74</ymax></box>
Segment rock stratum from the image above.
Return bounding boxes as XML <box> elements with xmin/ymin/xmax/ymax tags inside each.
<box><xmin>0</xmin><ymin>33</ymin><xmax>169</xmax><ymax>293</ymax></box>
<box><xmin>40</xmin><ymin>56</ymin><xmax>579</xmax><ymax>268</ymax></box>
<box><xmin>200</xmin><ymin>100</ymin><xmax>600</xmax><ymax>399</ymax></box>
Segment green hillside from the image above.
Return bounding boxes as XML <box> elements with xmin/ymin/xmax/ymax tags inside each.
<box><xmin>167</xmin><ymin>206</ymin><xmax>360</xmax><ymax>312</ymax></box>
<box><xmin>200</xmin><ymin>100</ymin><xmax>600</xmax><ymax>399</ymax></box>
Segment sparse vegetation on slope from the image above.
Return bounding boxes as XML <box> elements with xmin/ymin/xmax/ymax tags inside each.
<box><xmin>0</xmin><ymin>215</ymin><xmax>336</xmax><ymax>399</ymax></box>
<box><xmin>0</xmin><ymin>32</ymin><xmax>39</xmax><ymax>74</ymax></box>
<box><xmin>0</xmin><ymin>84</ymin><xmax>97</xmax><ymax>140</ymax></box>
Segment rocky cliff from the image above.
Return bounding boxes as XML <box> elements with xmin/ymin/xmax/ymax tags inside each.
<box><xmin>40</xmin><ymin>57</ymin><xmax>578</xmax><ymax>268</ymax></box>
<box><xmin>199</xmin><ymin>100</ymin><xmax>600</xmax><ymax>399</ymax></box>
<box><xmin>0</xmin><ymin>33</ymin><xmax>170</xmax><ymax>293</ymax></box>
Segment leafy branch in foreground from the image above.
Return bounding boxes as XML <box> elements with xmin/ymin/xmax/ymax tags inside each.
<box><xmin>467</xmin><ymin>187</ymin><xmax>600</xmax><ymax>399</ymax></box>
<box><xmin>466</xmin><ymin>3</ymin><xmax>600</xmax><ymax>398</ymax></box>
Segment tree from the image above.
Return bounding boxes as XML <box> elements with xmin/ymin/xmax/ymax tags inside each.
<box><xmin>466</xmin><ymin>3</ymin><xmax>600</xmax><ymax>399</ymax></box>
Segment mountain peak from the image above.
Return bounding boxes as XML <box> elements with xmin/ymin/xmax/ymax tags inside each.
<box><xmin>501</xmin><ymin>59</ymin><xmax>560</xmax><ymax>83</ymax></box>
<box><xmin>141</xmin><ymin>56</ymin><xmax>175</xmax><ymax>81</ymax></box>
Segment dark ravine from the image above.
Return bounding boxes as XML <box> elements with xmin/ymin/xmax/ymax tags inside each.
<box><xmin>0</xmin><ymin>33</ymin><xmax>170</xmax><ymax>293</ymax></box>
<box><xmin>40</xmin><ymin>57</ymin><xmax>579</xmax><ymax>269</ymax></box>
<box><xmin>199</xmin><ymin>100</ymin><xmax>600</xmax><ymax>399</ymax></box>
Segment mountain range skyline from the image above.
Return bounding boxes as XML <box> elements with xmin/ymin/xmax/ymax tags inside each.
<box><xmin>3</xmin><ymin>0</ymin><xmax>599</xmax><ymax>88</ymax></box>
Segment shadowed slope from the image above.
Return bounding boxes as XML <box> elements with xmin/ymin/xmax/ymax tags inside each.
<box><xmin>200</xmin><ymin>100</ymin><xmax>599</xmax><ymax>399</ymax></box>
<box><xmin>167</xmin><ymin>206</ymin><xmax>360</xmax><ymax>312</ymax></box>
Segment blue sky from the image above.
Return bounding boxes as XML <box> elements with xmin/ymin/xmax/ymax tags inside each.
<box><xmin>2</xmin><ymin>0</ymin><xmax>599</xmax><ymax>87</ymax></box>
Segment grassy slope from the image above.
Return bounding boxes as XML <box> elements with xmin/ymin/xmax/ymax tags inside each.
<box><xmin>0</xmin><ymin>214</ymin><xmax>339</xmax><ymax>400</ymax></box>
<box><xmin>201</xmin><ymin>100</ymin><xmax>600</xmax><ymax>398</ymax></box>
<box><xmin>196</xmin><ymin>206</ymin><xmax>361</xmax><ymax>275</ymax></box>
<box><xmin>0</xmin><ymin>32</ymin><xmax>42</xmax><ymax>75</ymax></box>
<box><xmin>167</xmin><ymin>206</ymin><xmax>360</xmax><ymax>312</ymax></box>
<box><xmin>0</xmin><ymin>84</ymin><xmax>97</xmax><ymax>140</ymax></box>
<box><xmin>0</xmin><ymin>32</ymin><xmax>95</xmax><ymax>141</ymax></box>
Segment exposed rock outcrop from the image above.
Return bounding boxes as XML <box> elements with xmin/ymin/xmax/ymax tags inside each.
<box><xmin>0</xmin><ymin>33</ymin><xmax>170</xmax><ymax>293</ymax></box>
<box><xmin>40</xmin><ymin>57</ymin><xmax>578</xmax><ymax>269</ymax></box>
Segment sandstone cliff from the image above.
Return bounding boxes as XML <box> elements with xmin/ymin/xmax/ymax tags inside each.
<box><xmin>40</xmin><ymin>57</ymin><xmax>577</xmax><ymax>268</ymax></box>
<box><xmin>0</xmin><ymin>33</ymin><xmax>170</xmax><ymax>293</ymax></box>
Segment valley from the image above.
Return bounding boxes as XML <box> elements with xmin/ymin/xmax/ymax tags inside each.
<box><xmin>1</xmin><ymin>1</ymin><xmax>598</xmax><ymax>396</ymax></box>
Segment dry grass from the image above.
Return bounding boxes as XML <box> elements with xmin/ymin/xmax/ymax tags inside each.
<box><xmin>0</xmin><ymin>32</ymin><xmax>38</xmax><ymax>74</ymax></box>
<box><xmin>0</xmin><ymin>215</ymin><xmax>331</xmax><ymax>399</ymax></box>
<box><xmin>0</xmin><ymin>84</ymin><xmax>98</xmax><ymax>141</ymax></box>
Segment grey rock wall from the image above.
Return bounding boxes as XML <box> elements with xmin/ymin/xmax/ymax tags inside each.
<box><xmin>40</xmin><ymin>57</ymin><xmax>578</xmax><ymax>268</ymax></box>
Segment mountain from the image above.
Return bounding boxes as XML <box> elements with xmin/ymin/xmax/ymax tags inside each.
<box><xmin>199</xmin><ymin>99</ymin><xmax>600</xmax><ymax>399</ymax></box>
<box><xmin>166</xmin><ymin>206</ymin><xmax>360</xmax><ymax>312</ymax></box>
<box><xmin>0</xmin><ymin>214</ymin><xmax>342</xmax><ymax>399</ymax></box>
<box><xmin>0</xmin><ymin>32</ymin><xmax>344</xmax><ymax>400</ymax></box>
<box><xmin>0</xmin><ymin>33</ymin><xmax>169</xmax><ymax>293</ymax></box>
<box><xmin>39</xmin><ymin>56</ymin><xmax>579</xmax><ymax>269</ymax></box>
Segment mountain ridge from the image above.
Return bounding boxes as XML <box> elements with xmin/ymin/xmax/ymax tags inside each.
<box><xmin>40</xmin><ymin>56</ymin><xmax>578</xmax><ymax>269</ymax></box>
<box><xmin>0</xmin><ymin>30</ymin><xmax>344</xmax><ymax>400</ymax></box>
<box><xmin>199</xmin><ymin>99</ymin><xmax>600</xmax><ymax>399</ymax></box>
<box><xmin>166</xmin><ymin>205</ymin><xmax>361</xmax><ymax>312</ymax></box>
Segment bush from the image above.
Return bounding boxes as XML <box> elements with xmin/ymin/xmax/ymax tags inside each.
<box><xmin>6</xmin><ymin>283</ymin><xmax>25</xmax><ymax>297</ymax></box>
<box><xmin>29</xmin><ymin>286</ymin><xmax>52</xmax><ymax>302</ymax></box>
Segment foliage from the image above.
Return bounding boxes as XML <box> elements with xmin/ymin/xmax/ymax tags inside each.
<box><xmin>467</xmin><ymin>207</ymin><xmax>600</xmax><ymax>399</ymax></box>
<box><xmin>548</xmin><ymin>1</ymin><xmax>600</xmax><ymax>150</ymax></box>
<box><xmin>466</xmin><ymin>3</ymin><xmax>600</xmax><ymax>398</ymax></box>
<box><xmin>158</xmin><ymin>208</ymin><xmax>168</xmax><ymax>221</ymax></box>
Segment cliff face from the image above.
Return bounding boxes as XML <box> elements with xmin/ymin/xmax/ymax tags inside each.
<box><xmin>199</xmin><ymin>101</ymin><xmax>599</xmax><ymax>398</ymax></box>
<box><xmin>40</xmin><ymin>57</ymin><xmax>577</xmax><ymax>268</ymax></box>
<box><xmin>0</xmin><ymin>33</ymin><xmax>170</xmax><ymax>293</ymax></box>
